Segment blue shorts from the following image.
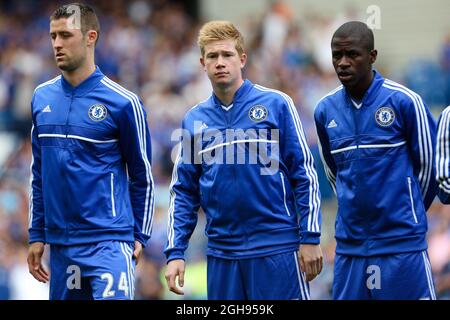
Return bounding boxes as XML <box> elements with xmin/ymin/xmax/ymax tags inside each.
<box><xmin>207</xmin><ymin>251</ymin><xmax>310</xmax><ymax>300</ymax></box>
<box><xmin>333</xmin><ymin>250</ymin><xmax>436</xmax><ymax>300</ymax></box>
<box><xmin>49</xmin><ymin>241</ymin><xmax>136</xmax><ymax>300</ymax></box>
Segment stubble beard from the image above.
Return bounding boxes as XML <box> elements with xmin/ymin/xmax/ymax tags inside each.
<box><xmin>57</xmin><ymin>54</ymin><xmax>85</xmax><ymax>72</ymax></box>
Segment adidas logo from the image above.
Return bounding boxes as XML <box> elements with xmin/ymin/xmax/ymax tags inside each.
<box><xmin>42</xmin><ymin>105</ymin><xmax>52</xmax><ymax>113</ymax></box>
<box><xmin>327</xmin><ymin>119</ymin><xmax>337</xmax><ymax>128</ymax></box>
<box><xmin>199</xmin><ymin>122</ymin><xmax>208</xmax><ymax>130</ymax></box>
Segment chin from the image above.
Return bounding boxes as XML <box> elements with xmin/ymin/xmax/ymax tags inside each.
<box><xmin>57</xmin><ymin>62</ymin><xmax>77</xmax><ymax>72</ymax></box>
<box><xmin>340</xmin><ymin>78</ymin><xmax>357</xmax><ymax>88</ymax></box>
<box><xmin>214</xmin><ymin>79</ymin><xmax>232</xmax><ymax>88</ymax></box>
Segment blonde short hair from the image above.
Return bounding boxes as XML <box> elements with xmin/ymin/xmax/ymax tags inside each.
<box><xmin>197</xmin><ymin>20</ymin><xmax>245</xmax><ymax>57</ymax></box>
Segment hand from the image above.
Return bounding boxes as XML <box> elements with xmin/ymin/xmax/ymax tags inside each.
<box><xmin>133</xmin><ymin>241</ymin><xmax>143</xmax><ymax>265</ymax></box>
<box><xmin>299</xmin><ymin>244</ymin><xmax>323</xmax><ymax>282</ymax></box>
<box><xmin>27</xmin><ymin>242</ymin><xmax>49</xmax><ymax>283</ymax></box>
<box><xmin>164</xmin><ymin>259</ymin><xmax>185</xmax><ymax>295</ymax></box>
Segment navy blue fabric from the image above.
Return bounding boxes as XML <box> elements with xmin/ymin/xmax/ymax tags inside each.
<box><xmin>333</xmin><ymin>250</ymin><xmax>436</xmax><ymax>300</ymax></box>
<box><xmin>49</xmin><ymin>240</ymin><xmax>135</xmax><ymax>300</ymax></box>
<box><xmin>207</xmin><ymin>251</ymin><xmax>309</xmax><ymax>300</ymax></box>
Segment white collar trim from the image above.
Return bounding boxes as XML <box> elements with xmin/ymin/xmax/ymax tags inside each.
<box><xmin>221</xmin><ymin>103</ymin><xmax>234</xmax><ymax>111</ymax></box>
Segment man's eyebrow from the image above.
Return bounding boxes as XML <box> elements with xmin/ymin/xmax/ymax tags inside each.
<box><xmin>208</xmin><ymin>50</ymin><xmax>234</xmax><ymax>54</ymax></box>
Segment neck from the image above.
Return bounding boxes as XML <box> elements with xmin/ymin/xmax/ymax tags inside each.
<box><xmin>213</xmin><ymin>79</ymin><xmax>244</xmax><ymax>106</ymax></box>
<box><xmin>347</xmin><ymin>70</ymin><xmax>374</xmax><ymax>101</ymax></box>
<box><xmin>62</xmin><ymin>59</ymin><xmax>96</xmax><ymax>87</ymax></box>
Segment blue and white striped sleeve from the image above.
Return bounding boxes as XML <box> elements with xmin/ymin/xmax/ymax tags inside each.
<box><xmin>382</xmin><ymin>80</ymin><xmax>437</xmax><ymax>209</ymax></box>
<box><xmin>281</xmin><ymin>96</ymin><xmax>322</xmax><ymax>244</ymax></box>
<box><xmin>95</xmin><ymin>78</ymin><xmax>155</xmax><ymax>246</ymax></box>
<box><xmin>164</xmin><ymin>118</ymin><xmax>201</xmax><ymax>262</ymax></box>
<box><xmin>29</xmin><ymin>96</ymin><xmax>46</xmax><ymax>244</ymax></box>
<box><xmin>117</xmin><ymin>97</ymin><xmax>155</xmax><ymax>247</ymax></box>
<box><xmin>398</xmin><ymin>87</ymin><xmax>437</xmax><ymax>209</ymax></box>
<box><xmin>314</xmin><ymin>104</ymin><xmax>337</xmax><ymax>195</ymax></box>
<box><xmin>436</xmin><ymin>105</ymin><xmax>450</xmax><ymax>204</ymax></box>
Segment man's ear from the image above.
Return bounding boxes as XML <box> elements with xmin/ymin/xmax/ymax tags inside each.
<box><xmin>86</xmin><ymin>30</ymin><xmax>98</xmax><ymax>47</ymax></box>
<box><xmin>200</xmin><ymin>56</ymin><xmax>206</xmax><ymax>70</ymax></box>
<box><xmin>370</xmin><ymin>49</ymin><xmax>378</xmax><ymax>64</ymax></box>
<box><xmin>240</xmin><ymin>52</ymin><xmax>247</xmax><ymax>69</ymax></box>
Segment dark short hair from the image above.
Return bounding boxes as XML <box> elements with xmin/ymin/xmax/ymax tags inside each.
<box><xmin>332</xmin><ymin>21</ymin><xmax>374</xmax><ymax>51</ymax></box>
<box><xmin>50</xmin><ymin>3</ymin><xmax>100</xmax><ymax>45</ymax></box>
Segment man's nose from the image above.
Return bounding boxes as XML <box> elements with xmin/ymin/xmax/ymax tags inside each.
<box><xmin>216</xmin><ymin>55</ymin><xmax>225</xmax><ymax>67</ymax></box>
<box><xmin>338</xmin><ymin>55</ymin><xmax>350</xmax><ymax>68</ymax></box>
<box><xmin>53</xmin><ymin>36</ymin><xmax>63</xmax><ymax>49</ymax></box>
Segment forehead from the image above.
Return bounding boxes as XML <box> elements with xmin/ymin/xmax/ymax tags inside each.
<box><xmin>50</xmin><ymin>18</ymin><xmax>80</xmax><ymax>33</ymax></box>
<box><xmin>204</xmin><ymin>39</ymin><xmax>237</xmax><ymax>54</ymax></box>
<box><xmin>331</xmin><ymin>36</ymin><xmax>364</xmax><ymax>50</ymax></box>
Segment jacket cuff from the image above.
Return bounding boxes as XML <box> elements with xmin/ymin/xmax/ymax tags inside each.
<box><xmin>299</xmin><ymin>231</ymin><xmax>321</xmax><ymax>244</ymax></box>
<box><xmin>165</xmin><ymin>249</ymin><xmax>185</xmax><ymax>264</ymax></box>
<box><xmin>438</xmin><ymin>188</ymin><xmax>450</xmax><ymax>204</ymax></box>
<box><xmin>28</xmin><ymin>228</ymin><xmax>46</xmax><ymax>244</ymax></box>
<box><xmin>134</xmin><ymin>232</ymin><xmax>150</xmax><ymax>248</ymax></box>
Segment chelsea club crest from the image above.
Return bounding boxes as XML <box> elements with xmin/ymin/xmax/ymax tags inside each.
<box><xmin>375</xmin><ymin>106</ymin><xmax>395</xmax><ymax>127</ymax></box>
<box><xmin>88</xmin><ymin>104</ymin><xmax>107</xmax><ymax>121</ymax></box>
<box><xmin>249</xmin><ymin>105</ymin><xmax>268</xmax><ymax>122</ymax></box>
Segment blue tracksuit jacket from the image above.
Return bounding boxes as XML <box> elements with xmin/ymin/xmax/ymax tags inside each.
<box><xmin>29</xmin><ymin>67</ymin><xmax>155</xmax><ymax>246</ymax></box>
<box><xmin>436</xmin><ymin>105</ymin><xmax>450</xmax><ymax>204</ymax></box>
<box><xmin>165</xmin><ymin>79</ymin><xmax>322</xmax><ymax>261</ymax></box>
<box><xmin>314</xmin><ymin>70</ymin><xmax>437</xmax><ymax>256</ymax></box>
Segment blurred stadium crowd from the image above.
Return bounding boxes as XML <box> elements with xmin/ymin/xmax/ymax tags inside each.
<box><xmin>0</xmin><ymin>0</ymin><xmax>449</xmax><ymax>299</ymax></box>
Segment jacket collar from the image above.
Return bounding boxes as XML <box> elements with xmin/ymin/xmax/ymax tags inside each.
<box><xmin>61</xmin><ymin>66</ymin><xmax>104</xmax><ymax>96</ymax></box>
<box><xmin>344</xmin><ymin>69</ymin><xmax>385</xmax><ymax>106</ymax></box>
<box><xmin>211</xmin><ymin>79</ymin><xmax>254</xmax><ymax>107</ymax></box>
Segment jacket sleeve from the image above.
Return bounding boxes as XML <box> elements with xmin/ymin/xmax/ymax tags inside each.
<box><xmin>29</xmin><ymin>96</ymin><xmax>46</xmax><ymax>244</ymax></box>
<box><xmin>281</xmin><ymin>97</ymin><xmax>322</xmax><ymax>244</ymax></box>
<box><xmin>164</xmin><ymin>118</ymin><xmax>201</xmax><ymax>262</ymax></box>
<box><xmin>435</xmin><ymin>106</ymin><xmax>450</xmax><ymax>204</ymax></box>
<box><xmin>402</xmin><ymin>92</ymin><xmax>437</xmax><ymax>210</ymax></box>
<box><xmin>118</xmin><ymin>99</ymin><xmax>155</xmax><ymax>247</ymax></box>
<box><xmin>314</xmin><ymin>104</ymin><xmax>337</xmax><ymax>195</ymax></box>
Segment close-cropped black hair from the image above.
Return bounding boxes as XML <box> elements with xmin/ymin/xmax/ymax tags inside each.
<box><xmin>332</xmin><ymin>21</ymin><xmax>374</xmax><ymax>51</ymax></box>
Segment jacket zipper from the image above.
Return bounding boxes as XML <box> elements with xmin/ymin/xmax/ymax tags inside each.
<box><xmin>65</xmin><ymin>92</ymin><xmax>74</xmax><ymax>136</ymax></box>
<box><xmin>407</xmin><ymin>177</ymin><xmax>418</xmax><ymax>223</ymax></box>
<box><xmin>280</xmin><ymin>172</ymin><xmax>291</xmax><ymax>216</ymax></box>
<box><xmin>350</xmin><ymin>99</ymin><xmax>367</xmax><ymax>235</ymax></box>
<box><xmin>111</xmin><ymin>173</ymin><xmax>116</xmax><ymax>217</ymax></box>
<box><xmin>60</xmin><ymin>92</ymin><xmax>74</xmax><ymax>208</ymax></box>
